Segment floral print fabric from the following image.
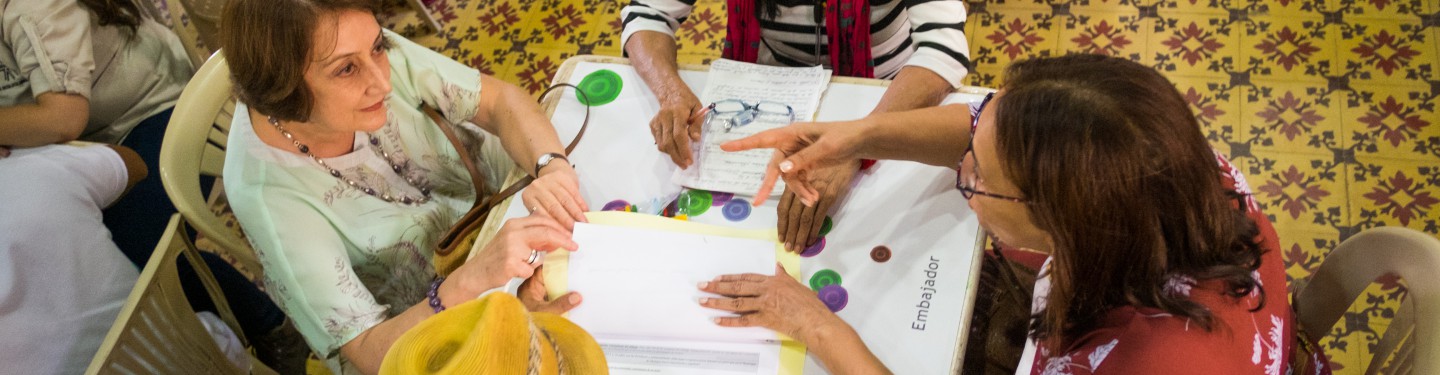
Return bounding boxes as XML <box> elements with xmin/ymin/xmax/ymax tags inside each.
<box><xmin>224</xmin><ymin>29</ymin><xmax>514</xmax><ymax>374</ymax></box>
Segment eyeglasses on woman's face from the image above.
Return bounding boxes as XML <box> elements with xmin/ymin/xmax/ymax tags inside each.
<box><xmin>957</xmin><ymin>92</ymin><xmax>1030</xmax><ymax>204</ymax></box>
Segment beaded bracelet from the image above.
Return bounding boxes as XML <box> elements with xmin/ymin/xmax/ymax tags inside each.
<box><xmin>427</xmin><ymin>276</ymin><xmax>447</xmax><ymax>313</ymax></box>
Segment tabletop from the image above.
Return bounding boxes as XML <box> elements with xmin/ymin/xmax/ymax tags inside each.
<box><xmin>472</xmin><ymin>55</ymin><xmax>994</xmax><ymax>375</ymax></box>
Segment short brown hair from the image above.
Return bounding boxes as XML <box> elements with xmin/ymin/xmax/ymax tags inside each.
<box><xmin>221</xmin><ymin>0</ymin><xmax>382</xmax><ymax>122</ymax></box>
<box><xmin>994</xmin><ymin>54</ymin><xmax>1263</xmax><ymax>350</ymax></box>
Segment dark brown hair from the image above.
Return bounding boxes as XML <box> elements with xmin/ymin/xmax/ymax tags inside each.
<box><xmin>993</xmin><ymin>54</ymin><xmax>1263</xmax><ymax>350</ymax></box>
<box><xmin>77</xmin><ymin>0</ymin><xmax>143</xmax><ymax>32</ymax></box>
<box><xmin>220</xmin><ymin>0</ymin><xmax>382</xmax><ymax>122</ymax></box>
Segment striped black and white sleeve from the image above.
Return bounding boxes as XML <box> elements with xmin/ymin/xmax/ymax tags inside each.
<box><xmin>619</xmin><ymin>0</ymin><xmax>696</xmax><ymax>48</ymax></box>
<box><xmin>901</xmin><ymin>0</ymin><xmax>972</xmax><ymax>87</ymax></box>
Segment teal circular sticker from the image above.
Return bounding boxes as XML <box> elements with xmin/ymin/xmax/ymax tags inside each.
<box><xmin>576</xmin><ymin>69</ymin><xmax>622</xmax><ymax>106</ymax></box>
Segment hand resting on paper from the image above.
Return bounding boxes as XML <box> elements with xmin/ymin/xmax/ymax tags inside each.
<box><xmin>699</xmin><ymin>264</ymin><xmax>890</xmax><ymax>374</ymax></box>
<box><xmin>522</xmin><ymin>160</ymin><xmax>588</xmax><ymax>230</ymax></box>
<box><xmin>649</xmin><ymin>87</ymin><xmax>705</xmax><ymax>168</ymax></box>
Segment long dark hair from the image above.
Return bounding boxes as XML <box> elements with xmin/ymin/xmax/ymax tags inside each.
<box><xmin>77</xmin><ymin>0</ymin><xmax>145</xmax><ymax>32</ymax></box>
<box><xmin>993</xmin><ymin>54</ymin><xmax>1264</xmax><ymax>351</ymax></box>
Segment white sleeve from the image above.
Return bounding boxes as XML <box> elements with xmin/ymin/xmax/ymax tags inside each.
<box><xmin>900</xmin><ymin>0</ymin><xmax>972</xmax><ymax>87</ymax></box>
<box><xmin>619</xmin><ymin>0</ymin><xmax>695</xmax><ymax>49</ymax></box>
<box><xmin>1</xmin><ymin>0</ymin><xmax>97</xmax><ymax>98</ymax></box>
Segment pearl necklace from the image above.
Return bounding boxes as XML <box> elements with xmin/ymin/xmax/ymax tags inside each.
<box><xmin>268</xmin><ymin>116</ymin><xmax>431</xmax><ymax>205</ymax></box>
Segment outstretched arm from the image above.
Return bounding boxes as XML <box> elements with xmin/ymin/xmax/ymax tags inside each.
<box><xmin>722</xmin><ymin>104</ymin><xmax>973</xmax><ymax>202</ymax></box>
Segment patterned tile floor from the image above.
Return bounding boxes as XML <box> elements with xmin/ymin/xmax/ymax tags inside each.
<box><xmin>372</xmin><ymin>0</ymin><xmax>1439</xmax><ymax>373</ymax></box>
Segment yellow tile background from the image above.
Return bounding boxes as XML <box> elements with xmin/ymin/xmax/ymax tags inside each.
<box><xmin>371</xmin><ymin>0</ymin><xmax>1438</xmax><ymax>372</ymax></box>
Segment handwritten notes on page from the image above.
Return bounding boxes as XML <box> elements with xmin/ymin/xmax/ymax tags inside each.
<box><xmin>673</xmin><ymin>59</ymin><xmax>831</xmax><ymax>195</ymax></box>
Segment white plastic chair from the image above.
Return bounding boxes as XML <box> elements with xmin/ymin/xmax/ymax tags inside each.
<box><xmin>1297</xmin><ymin>226</ymin><xmax>1440</xmax><ymax>374</ymax></box>
<box><xmin>158</xmin><ymin>51</ymin><xmax>261</xmax><ymax>280</ymax></box>
<box><xmin>85</xmin><ymin>214</ymin><xmax>277</xmax><ymax>374</ymax></box>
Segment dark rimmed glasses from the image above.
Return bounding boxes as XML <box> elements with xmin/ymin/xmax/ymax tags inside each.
<box><xmin>957</xmin><ymin>92</ymin><xmax>1031</xmax><ymax>204</ymax></box>
<box><xmin>703</xmin><ymin>99</ymin><xmax>796</xmax><ymax>132</ymax></box>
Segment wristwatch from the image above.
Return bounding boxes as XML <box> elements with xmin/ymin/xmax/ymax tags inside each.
<box><xmin>534</xmin><ymin>152</ymin><xmax>569</xmax><ymax>176</ymax></box>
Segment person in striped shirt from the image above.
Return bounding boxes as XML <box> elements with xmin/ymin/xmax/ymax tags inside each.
<box><xmin>622</xmin><ymin>0</ymin><xmax>972</xmax><ymax>251</ymax></box>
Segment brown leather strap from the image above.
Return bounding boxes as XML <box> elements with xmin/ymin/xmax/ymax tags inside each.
<box><xmin>555</xmin><ymin>83</ymin><xmax>590</xmax><ymax>155</ymax></box>
<box><xmin>433</xmin><ymin>83</ymin><xmax>591</xmax><ymax>255</ymax></box>
<box><xmin>425</xmin><ymin>107</ymin><xmax>490</xmax><ymax>207</ymax></box>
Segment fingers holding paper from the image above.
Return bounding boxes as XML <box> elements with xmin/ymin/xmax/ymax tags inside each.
<box><xmin>459</xmin><ymin>216</ymin><xmax>577</xmax><ymax>291</ymax></box>
<box><xmin>698</xmin><ymin>264</ymin><xmax>843</xmax><ymax>344</ymax></box>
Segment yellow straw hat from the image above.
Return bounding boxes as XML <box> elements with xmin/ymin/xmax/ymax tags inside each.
<box><xmin>380</xmin><ymin>293</ymin><xmax>608</xmax><ymax>375</ymax></box>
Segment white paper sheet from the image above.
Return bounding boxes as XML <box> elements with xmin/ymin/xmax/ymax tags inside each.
<box><xmin>565</xmin><ymin>222</ymin><xmax>780</xmax><ymax>343</ymax></box>
<box><xmin>601</xmin><ymin>337</ymin><xmax>781</xmax><ymax>375</ymax></box>
<box><xmin>673</xmin><ymin>59</ymin><xmax>831</xmax><ymax>195</ymax></box>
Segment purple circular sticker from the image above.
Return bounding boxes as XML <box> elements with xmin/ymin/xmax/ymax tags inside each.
<box><xmin>817</xmin><ymin>285</ymin><xmax>849</xmax><ymax>312</ymax></box>
<box><xmin>602</xmin><ymin>200</ymin><xmax>631</xmax><ymax>212</ymax></box>
<box><xmin>711</xmin><ymin>191</ymin><xmax>734</xmax><ymax>206</ymax></box>
<box><xmin>799</xmin><ymin>237</ymin><xmax>826</xmax><ymax>257</ymax></box>
<box><xmin>722</xmin><ymin>199</ymin><xmax>752</xmax><ymax>221</ymax></box>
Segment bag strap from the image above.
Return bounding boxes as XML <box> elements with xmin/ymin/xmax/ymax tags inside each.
<box><xmin>425</xmin><ymin>107</ymin><xmax>491</xmax><ymax>204</ymax></box>
<box><xmin>431</xmin><ymin>83</ymin><xmax>591</xmax><ymax>255</ymax></box>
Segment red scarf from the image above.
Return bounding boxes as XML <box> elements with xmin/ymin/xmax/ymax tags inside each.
<box><xmin>723</xmin><ymin>0</ymin><xmax>874</xmax><ymax>78</ymax></box>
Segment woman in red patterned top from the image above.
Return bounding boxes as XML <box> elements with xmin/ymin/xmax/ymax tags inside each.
<box><xmin>703</xmin><ymin>54</ymin><xmax>1331</xmax><ymax>374</ymax></box>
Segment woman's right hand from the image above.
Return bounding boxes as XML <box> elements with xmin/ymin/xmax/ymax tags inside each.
<box><xmin>699</xmin><ymin>264</ymin><xmax>849</xmax><ymax>345</ymax></box>
<box><xmin>720</xmin><ymin>120</ymin><xmax>868</xmax><ymax>203</ymax></box>
<box><xmin>649</xmin><ymin>87</ymin><xmax>704</xmax><ymax>168</ymax></box>
<box><xmin>441</xmin><ymin>216</ymin><xmax>578</xmax><ymax>302</ymax></box>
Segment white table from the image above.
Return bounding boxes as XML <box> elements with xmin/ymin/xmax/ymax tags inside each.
<box><xmin>477</xmin><ymin>55</ymin><xmax>993</xmax><ymax>375</ymax></box>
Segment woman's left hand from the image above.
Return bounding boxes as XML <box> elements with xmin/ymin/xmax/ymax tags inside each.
<box><xmin>698</xmin><ymin>264</ymin><xmax>845</xmax><ymax>344</ymax></box>
<box><xmin>518</xmin><ymin>265</ymin><xmax>583</xmax><ymax>314</ymax></box>
<box><xmin>523</xmin><ymin>161</ymin><xmax>588</xmax><ymax>230</ymax></box>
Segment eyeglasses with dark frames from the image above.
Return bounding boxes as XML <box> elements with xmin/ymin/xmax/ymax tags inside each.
<box><xmin>956</xmin><ymin>92</ymin><xmax>1031</xmax><ymax>204</ymax></box>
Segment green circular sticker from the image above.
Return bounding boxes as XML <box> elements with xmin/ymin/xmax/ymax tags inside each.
<box><xmin>679</xmin><ymin>190</ymin><xmax>712</xmax><ymax>216</ymax></box>
<box><xmin>576</xmin><ymin>69</ymin><xmax>622</xmax><ymax>106</ymax></box>
<box><xmin>809</xmin><ymin>269</ymin><xmax>842</xmax><ymax>291</ymax></box>
<box><xmin>819</xmin><ymin>216</ymin><xmax>834</xmax><ymax>236</ymax></box>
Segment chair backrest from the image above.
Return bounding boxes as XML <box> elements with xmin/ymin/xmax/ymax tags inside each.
<box><xmin>1297</xmin><ymin>226</ymin><xmax>1440</xmax><ymax>375</ymax></box>
<box><xmin>175</xmin><ymin>0</ymin><xmax>225</xmax><ymax>57</ymax></box>
<box><xmin>159</xmin><ymin>52</ymin><xmax>262</xmax><ymax>280</ymax></box>
<box><xmin>85</xmin><ymin>214</ymin><xmax>277</xmax><ymax>375</ymax></box>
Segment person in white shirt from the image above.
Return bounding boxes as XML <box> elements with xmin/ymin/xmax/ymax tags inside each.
<box><xmin>0</xmin><ymin>144</ymin><xmax>142</xmax><ymax>375</ymax></box>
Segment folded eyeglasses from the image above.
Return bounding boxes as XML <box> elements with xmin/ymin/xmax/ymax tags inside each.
<box><xmin>702</xmin><ymin>99</ymin><xmax>796</xmax><ymax>132</ymax></box>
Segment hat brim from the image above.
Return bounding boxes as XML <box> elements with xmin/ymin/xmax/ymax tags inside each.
<box><xmin>533</xmin><ymin>312</ymin><xmax>609</xmax><ymax>374</ymax></box>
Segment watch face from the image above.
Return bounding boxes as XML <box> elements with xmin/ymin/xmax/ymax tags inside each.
<box><xmin>536</xmin><ymin>153</ymin><xmax>565</xmax><ymax>175</ymax></box>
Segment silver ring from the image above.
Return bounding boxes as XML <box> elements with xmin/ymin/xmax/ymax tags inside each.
<box><xmin>526</xmin><ymin>249</ymin><xmax>540</xmax><ymax>265</ymax></box>
<box><xmin>530</xmin><ymin>206</ymin><xmax>539</xmax><ymax>213</ymax></box>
